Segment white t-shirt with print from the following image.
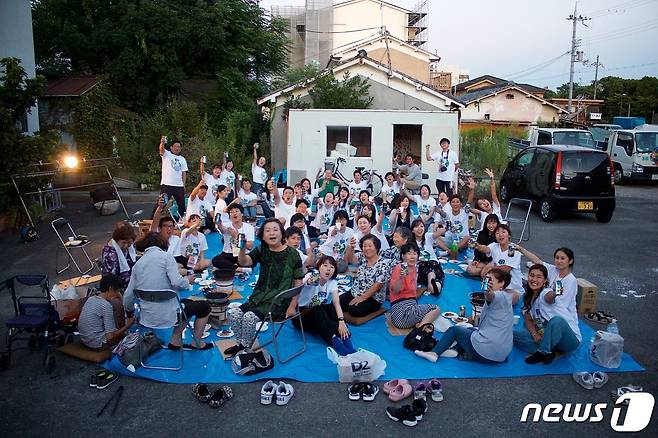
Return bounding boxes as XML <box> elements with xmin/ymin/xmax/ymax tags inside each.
<box><xmin>381</xmin><ymin>181</ymin><xmax>400</xmax><ymax>199</ymax></box>
<box><xmin>414</xmin><ymin>195</ymin><xmax>437</xmax><ymax>216</ymax></box>
<box><xmin>220</xmin><ymin>170</ymin><xmax>236</xmax><ymax>192</ymax></box>
<box><xmin>478</xmin><ymin>203</ymin><xmax>503</xmax><ymax>230</ymax></box>
<box><xmin>313</xmin><ymin>204</ymin><xmax>335</xmax><ymax>233</ymax></box>
<box><xmin>186</xmin><ymin>194</ymin><xmax>214</xmax><ymax>222</ymax></box>
<box><xmin>221</xmin><ymin>221</ymin><xmax>255</xmax><ymax>256</ymax></box>
<box><xmin>275</xmin><ymin>199</ymin><xmax>296</xmax><ymax>228</ymax></box>
<box><xmin>542</xmin><ymin>262</ymin><xmax>581</xmax><ymax>341</ymax></box>
<box><xmin>348</xmin><ymin>180</ymin><xmax>368</xmax><ymax>196</ymax></box>
<box><xmin>488</xmin><ymin>243</ymin><xmax>523</xmax><ymax>293</ymax></box>
<box><xmin>179</xmin><ymin>229</ymin><xmax>208</xmax><ymax>262</ymax></box>
<box><xmin>353</xmin><ymin>227</ymin><xmax>389</xmax><ymax>252</ymax></box>
<box><xmin>416</xmin><ymin>232</ymin><xmax>438</xmax><ymax>262</ymax></box>
<box><xmin>298</xmin><ymin>276</ymin><xmax>339</xmax><ymax>307</ymax></box>
<box><xmin>319</xmin><ymin>226</ymin><xmax>355</xmax><ymax>261</ymax></box>
<box><xmin>160</xmin><ymin>150</ymin><xmax>188</xmax><ymax>187</ymax></box>
<box><xmin>444</xmin><ymin>208</ymin><xmax>469</xmax><ymax>238</ymax></box>
<box><xmin>203</xmin><ymin>173</ymin><xmax>223</xmax><ymax>198</ymax></box>
<box><xmin>431</xmin><ymin>149</ymin><xmax>458</xmax><ymax>182</ymax></box>
<box><xmin>252</xmin><ymin>163</ymin><xmax>268</xmax><ymax>184</ymax></box>
<box><xmin>168</xmin><ymin>234</ymin><xmax>181</xmax><ymax>256</ymax></box>
<box><xmin>238</xmin><ymin>190</ymin><xmax>258</xmax><ymax>207</ymax></box>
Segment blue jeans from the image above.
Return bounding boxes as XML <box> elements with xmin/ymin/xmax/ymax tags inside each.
<box><xmin>513</xmin><ymin>316</ymin><xmax>580</xmax><ymax>354</ymax></box>
<box><xmin>243</xmin><ymin>206</ymin><xmax>257</xmax><ymax>218</ymax></box>
<box><xmin>259</xmin><ymin>200</ymin><xmax>274</xmax><ymax>218</ymax></box>
<box><xmin>432</xmin><ymin>326</ymin><xmax>494</xmax><ymax>363</ymax></box>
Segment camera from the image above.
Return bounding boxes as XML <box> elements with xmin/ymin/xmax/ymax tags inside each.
<box><xmin>440</xmin><ymin>166</ymin><xmax>448</xmax><ymax>172</ymax></box>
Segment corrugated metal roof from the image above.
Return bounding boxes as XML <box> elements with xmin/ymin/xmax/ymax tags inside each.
<box><xmin>43</xmin><ymin>77</ymin><xmax>103</xmax><ymax>97</ymax></box>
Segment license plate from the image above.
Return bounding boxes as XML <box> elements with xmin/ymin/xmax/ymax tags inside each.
<box><xmin>577</xmin><ymin>201</ymin><xmax>594</xmax><ymax>210</ymax></box>
<box><xmin>652</xmin><ymin>174</ymin><xmax>658</xmax><ymax>180</ymax></box>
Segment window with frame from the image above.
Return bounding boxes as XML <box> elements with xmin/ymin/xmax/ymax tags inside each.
<box><xmin>537</xmin><ymin>131</ymin><xmax>552</xmax><ymax>145</ymax></box>
<box><xmin>326</xmin><ymin>126</ymin><xmax>372</xmax><ymax>157</ymax></box>
<box><xmin>616</xmin><ymin>132</ymin><xmax>634</xmax><ymax>156</ymax></box>
<box><xmin>505</xmin><ymin>94</ymin><xmax>515</xmax><ymax>100</ymax></box>
<box><xmin>515</xmin><ymin>149</ymin><xmax>535</xmax><ymax>168</ymax></box>
<box><xmin>484</xmin><ymin>114</ymin><xmax>491</xmax><ymax>120</ymax></box>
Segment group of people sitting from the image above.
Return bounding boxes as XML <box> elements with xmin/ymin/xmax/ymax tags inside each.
<box><xmin>76</xmin><ymin>136</ymin><xmax>583</xmax><ymax>370</ymax></box>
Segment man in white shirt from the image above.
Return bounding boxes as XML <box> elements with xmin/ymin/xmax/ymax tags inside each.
<box><xmin>213</xmin><ymin>204</ymin><xmax>255</xmax><ymax>269</ymax></box>
<box><xmin>158</xmin><ymin>136</ymin><xmax>188</xmax><ymax>216</ymax></box>
<box><xmin>186</xmin><ymin>180</ymin><xmax>215</xmax><ymax>233</ymax></box>
<box><xmin>176</xmin><ymin>215</ymin><xmax>211</xmax><ymax>271</ymax></box>
<box><xmin>273</xmin><ymin>185</ymin><xmax>296</xmax><ymax>227</ymax></box>
<box><xmin>348</xmin><ymin>170</ymin><xmax>368</xmax><ymax>196</ymax></box>
<box><xmin>435</xmin><ymin>194</ymin><xmax>470</xmax><ymax>254</ymax></box>
<box><xmin>251</xmin><ymin>142</ymin><xmax>268</xmax><ymax>196</ymax></box>
<box><xmin>427</xmin><ymin>138</ymin><xmax>459</xmax><ymax>196</ymax></box>
<box><xmin>237</xmin><ymin>178</ymin><xmax>259</xmax><ymax>219</ymax></box>
<box><xmin>150</xmin><ymin>197</ymin><xmax>182</xmax><ymax>260</ymax></box>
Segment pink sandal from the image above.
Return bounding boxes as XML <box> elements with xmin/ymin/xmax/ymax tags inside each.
<box><xmin>388</xmin><ymin>383</ymin><xmax>413</xmax><ymax>402</ymax></box>
<box><xmin>383</xmin><ymin>378</ymin><xmax>409</xmax><ymax>395</ymax></box>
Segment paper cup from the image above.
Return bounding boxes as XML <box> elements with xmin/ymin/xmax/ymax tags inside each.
<box><xmin>513</xmin><ymin>315</ymin><xmax>521</xmax><ymax>326</ymax></box>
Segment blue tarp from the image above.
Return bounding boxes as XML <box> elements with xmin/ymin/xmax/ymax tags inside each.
<box><xmin>103</xmin><ymin>232</ymin><xmax>644</xmax><ymax>383</ymax></box>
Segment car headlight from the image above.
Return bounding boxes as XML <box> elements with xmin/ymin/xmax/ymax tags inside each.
<box><xmin>632</xmin><ymin>163</ymin><xmax>644</xmax><ymax>173</ymax></box>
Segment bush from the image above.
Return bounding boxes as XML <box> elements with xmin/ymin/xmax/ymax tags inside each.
<box><xmin>459</xmin><ymin>127</ymin><xmax>526</xmax><ymax>177</ymax></box>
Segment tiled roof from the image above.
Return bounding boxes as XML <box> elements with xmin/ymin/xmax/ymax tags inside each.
<box><xmin>43</xmin><ymin>77</ymin><xmax>103</xmax><ymax>97</ymax></box>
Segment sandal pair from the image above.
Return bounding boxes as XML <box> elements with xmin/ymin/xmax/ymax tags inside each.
<box><xmin>192</xmin><ymin>383</ymin><xmax>233</xmax><ymax>408</ymax></box>
<box><xmin>572</xmin><ymin>371</ymin><xmax>608</xmax><ymax>390</ymax></box>
<box><xmin>585</xmin><ymin>311</ymin><xmax>615</xmax><ymax>324</ymax></box>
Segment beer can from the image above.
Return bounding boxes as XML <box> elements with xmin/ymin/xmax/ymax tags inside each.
<box><xmin>459</xmin><ymin>305</ymin><xmax>466</xmax><ymax>317</ymax></box>
<box><xmin>201</xmin><ymin>155</ymin><xmax>207</xmax><ymax>164</ymax></box>
<box><xmin>507</xmin><ymin>243</ymin><xmax>516</xmax><ymax>257</ymax></box>
<box><xmin>400</xmin><ymin>262</ymin><xmax>409</xmax><ymax>276</ymax></box>
<box><xmin>237</xmin><ymin>233</ymin><xmax>246</xmax><ymax>249</ymax></box>
<box><xmin>481</xmin><ymin>276</ymin><xmax>490</xmax><ymax>292</ymax></box>
<box><xmin>162</xmin><ymin>135</ymin><xmax>168</xmax><ymax>144</ymax></box>
<box><xmin>162</xmin><ymin>193</ymin><xmax>168</xmax><ymax>204</ymax></box>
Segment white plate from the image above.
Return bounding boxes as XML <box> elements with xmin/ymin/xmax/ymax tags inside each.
<box><xmin>336</xmin><ymin>275</ymin><xmax>347</xmax><ymax>280</ymax></box>
<box><xmin>249</xmin><ymin>282</ymin><xmax>257</xmax><ymax>288</ymax></box>
<box><xmin>456</xmin><ymin>322</ymin><xmax>473</xmax><ymax>328</ymax></box>
<box><xmin>259</xmin><ymin>322</ymin><xmax>269</xmax><ymax>332</ymax></box>
<box><xmin>438</xmin><ymin>259</ymin><xmax>448</xmax><ymax>264</ymax></box>
<box><xmin>442</xmin><ymin>311</ymin><xmax>458</xmax><ymax>319</ymax></box>
<box><xmin>453</xmin><ymin>317</ymin><xmax>469</xmax><ymax>324</ymax></box>
<box><xmin>458</xmin><ymin>264</ymin><xmax>469</xmax><ymax>270</ymax></box>
<box><xmin>444</xmin><ymin>268</ymin><xmax>456</xmax><ymax>275</ymax></box>
<box><xmin>201</xmin><ymin>331</ymin><xmax>211</xmax><ymax>339</ymax></box>
<box><xmin>66</xmin><ymin>240</ymin><xmax>83</xmax><ymax>246</ymax></box>
<box><xmin>228</xmin><ymin>302</ymin><xmax>241</xmax><ymax>309</ymax></box>
<box><xmin>449</xmin><ymin>259</ymin><xmax>459</xmax><ymax>264</ymax></box>
<box><xmin>218</xmin><ymin>329</ymin><xmax>234</xmax><ymax>338</ymax></box>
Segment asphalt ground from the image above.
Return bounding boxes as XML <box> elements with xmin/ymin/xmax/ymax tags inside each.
<box><xmin>0</xmin><ymin>185</ymin><xmax>657</xmax><ymax>437</ymax></box>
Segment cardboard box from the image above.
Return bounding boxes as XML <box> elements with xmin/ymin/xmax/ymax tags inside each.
<box><xmin>138</xmin><ymin>219</ymin><xmax>153</xmax><ymax>239</ymax></box>
<box><xmin>58</xmin><ymin>274</ymin><xmax>101</xmax><ymax>299</ymax></box>
<box><xmin>577</xmin><ymin>278</ymin><xmax>598</xmax><ymax>315</ymax></box>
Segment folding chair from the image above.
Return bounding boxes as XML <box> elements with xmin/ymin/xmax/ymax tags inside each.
<box><xmin>0</xmin><ymin>274</ymin><xmax>57</xmax><ymax>372</ymax></box>
<box><xmin>133</xmin><ymin>289</ymin><xmax>193</xmax><ymax>371</ymax></box>
<box><xmin>503</xmin><ymin>198</ymin><xmax>532</xmax><ymax>243</ymax></box>
<box><xmin>252</xmin><ymin>285</ymin><xmax>306</xmax><ymax>364</ymax></box>
<box><xmin>51</xmin><ymin>217</ymin><xmax>94</xmax><ymax>275</ymax></box>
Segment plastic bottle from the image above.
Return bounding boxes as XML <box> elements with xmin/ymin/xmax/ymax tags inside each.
<box><xmin>607</xmin><ymin>319</ymin><xmax>619</xmax><ymax>335</ymax></box>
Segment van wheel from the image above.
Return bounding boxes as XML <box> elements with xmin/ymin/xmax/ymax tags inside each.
<box><xmin>499</xmin><ymin>183</ymin><xmax>510</xmax><ymax>203</ymax></box>
<box><xmin>596</xmin><ymin>208</ymin><xmax>614</xmax><ymax>223</ymax></box>
<box><xmin>613</xmin><ymin>166</ymin><xmax>624</xmax><ymax>184</ymax></box>
<box><xmin>539</xmin><ymin>199</ymin><xmax>556</xmax><ymax>222</ymax></box>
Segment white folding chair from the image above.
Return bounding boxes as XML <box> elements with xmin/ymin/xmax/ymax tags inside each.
<box><xmin>51</xmin><ymin>217</ymin><xmax>94</xmax><ymax>275</ymax></box>
<box><xmin>251</xmin><ymin>285</ymin><xmax>306</xmax><ymax>364</ymax></box>
<box><xmin>133</xmin><ymin>289</ymin><xmax>194</xmax><ymax>371</ymax></box>
<box><xmin>503</xmin><ymin>198</ymin><xmax>532</xmax><ymax>243</ymax></box>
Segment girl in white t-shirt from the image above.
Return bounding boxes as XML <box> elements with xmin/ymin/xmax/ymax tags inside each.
<box><xmin>435</xmin><ymin>194</ymin><xmax>470</xmax><ymax>256</ymax></box>
<box><xmin>404</xmin><ymin>184</ymin><xmax>436</xmax><ymax>226</ymax></box>
<box><xmin>318</xmin><ymin>210</ymin><xmax>354</xmax><ymax>273</ymax></box>
<box><xmin>251</xmin><ymin>142</ymin><xmax>268</xmax><ymax>195</ymax></box>
<box><xmin>176</xmin><ymin>215</ymin><xmax>211</xmax><ymax>271</ymax></box>
<box><xmin>334</xmin><ymin>187</ymin><xmax>353</xmax><ymax>226</ymax></box>
<box><xmin>466</xmin><ymin>169</ymin><xmax>503</xmax><ymax>230</ymax></box>
<box><xmin>237</xmin><ymin>178</ymin><xmax>259</xmax><ymax>219</ymax></box>
<box><xmin>292</xmin><ymin>255</ymin><xmax>354</xmax><ymax>354</ymax></box>
<box><xmin>475</xmin><ymin>224</ymin><xmax>523</xmax><ymax>294</ymax></box>
<box><xmin>514</xmin><ymin>247</ymin><xmax>581</xmax><ymax>364</ymax></box>
<box><xmin>352</xmin><ymin>209</ymin><xmax>389</xmax><ymax>252</ymax></box>
<box><xmin>411</xmin><ymin>218</ymin><xmax>444</xmax><ymax>296</ymax></box>
<box><xmin>273</xmin><ymin>186</ymin><xmax>296</xmax><ymax>227</ymax></box>
<box><xmin>380</xmin><ymin>171</ymin><xmax>400</xmax><ymax>213</ymax></box>
<box><xmin>313</xmin><ymin>192</ymin><xmax>336</xmax><ymax>235</ymax></box>
<box><xmin>221</xmin><ymin>158</ymin><xmax>236</xmax><ymax>201</ymax></box>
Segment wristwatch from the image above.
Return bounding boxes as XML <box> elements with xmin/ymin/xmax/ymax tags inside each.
<box><xmin>338</xmin><ymin>317</ymin><xmax>345</xmax><ymax>321</ymax></box>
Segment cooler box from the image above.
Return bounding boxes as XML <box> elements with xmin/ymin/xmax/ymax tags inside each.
<box><xmin>576</xmin><ymin>278</ymin><xmax>598</xmax><ymax>315</ymax></box>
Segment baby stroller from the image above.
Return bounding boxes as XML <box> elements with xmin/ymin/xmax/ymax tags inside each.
<box><xmin>0</xmin><ymin>275</ymin><xmax>62</xmax><ymax>373</ymax></box>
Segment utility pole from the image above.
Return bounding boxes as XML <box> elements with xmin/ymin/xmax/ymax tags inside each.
<box><xmin>566</xmin><ymin>2</ymin><xmax>590</xmax><ymax>113</ymax></box>
<box><xmin>592</xmin><ymin>55</ymin><xmax>602</xmax><ymax>100</ymax></box>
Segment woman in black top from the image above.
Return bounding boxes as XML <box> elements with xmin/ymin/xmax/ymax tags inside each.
<box><xmin>466</xmin><ymin>213</ymin><xmax>500</xmax><ymax>277</ymax></box>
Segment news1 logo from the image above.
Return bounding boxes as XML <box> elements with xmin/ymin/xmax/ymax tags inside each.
<box><xmin>520</xmin><ymin>392</ymin><xmax>654</xmax><ymax>432</ymax></box>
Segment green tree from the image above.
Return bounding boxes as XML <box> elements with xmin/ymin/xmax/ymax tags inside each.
<box><xmin>271</xmin><ymin>63</ymin><xmax>321</xmax><ymax>90</ymax></box>
<box><xmin>0</xmin><ymin>58</ymin><xmax>58</xmax><ymax>216</ymax></box>
<box><xmin>308</xmin><ymin>72</ymin><xmax>373</xmax><ymax>109</ymax></box>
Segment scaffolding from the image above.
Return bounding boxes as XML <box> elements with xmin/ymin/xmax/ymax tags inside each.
<box><xmin>407</xmin><ymin>0</ymin><xmax>428</xmax><ymax>47</ymax></box>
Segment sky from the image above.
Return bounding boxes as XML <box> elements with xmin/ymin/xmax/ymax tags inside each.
<box><xmin>257</xmin><ymin>0</ymin><xmax>658</xmax><ymax>90</ymax></box>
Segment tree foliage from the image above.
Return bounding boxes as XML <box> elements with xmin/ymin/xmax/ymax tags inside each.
<box><xmin>0</xmin><ymin>58</ymin><xmax>58</xmax><ymax>215</ymax></box>
<box><xmin>308</xmin><ymin>72</ymin><xmax>374</xmax><ymax>109</ymax></box>
<box><xmin>32</xmin><ymin>0</ymin><xmax>290</xmax><ymax>114</ymax></box>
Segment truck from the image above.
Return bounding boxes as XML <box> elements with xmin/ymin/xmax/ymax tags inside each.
<box><xmin>612</xmin><ymin>116</ymin><xmax>646</xmax><ymax>130</ymax></box>
<box><xmin>599</xmin><ymin>128</ymin><xmax>658</xmax><ymax>183</ymax></box>
<box><xmin>509</xmin><ymin>127</ymin><xmax>595</xmax><ymax>150</ymax></box>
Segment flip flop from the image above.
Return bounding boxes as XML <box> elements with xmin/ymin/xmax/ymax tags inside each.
<box><xmin>611</xmin><ymin>384</ymin><xmax>643</xmax><ymax>398</ymax></box>
<box><xmin>383</xmin><ymin>379</ymin><xmax>409</xmax><ymax>395</ymax></box>
<box><xmin>585</xmin><ymin>312</ymin><xmax>613</xmax><ymax>324</ymax></box>
<box><xmin>592</xmin><ymin>371</ymin><xmax>609</xmax><ymax>389</ymax></box>
<box><xmin>572</xmin><ymin>372</ymin><xmax>594</xmax><ymax>390</ymax></box>
<box><xmin>388</xmin><ymin>383</ymin><xmax>413</xmax><ymax>402</ymax></box>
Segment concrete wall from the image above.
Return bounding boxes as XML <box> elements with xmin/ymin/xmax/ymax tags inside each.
<box><xmin>368</xmin><ymin>47</ymin><xmax>430</xmax><ymax>83</ymax></box>
<box><xmin>0</xmin><ymin>0</ymin><xmax>39</xmax><ymax>133</ymax></box>
<box><xmin>332</xmin><ymin>1</ymin><xmax>408</xmax><ymax>48</ymax></box>
<box><xmin>461</xmin><ymin>89</ymin><xmax>560</xmax><ymax>124</ymax></box>
<box><xmin>286</xmin><ymin>109</ymin><xmax>459</xmax><ymax>194</ymax></box>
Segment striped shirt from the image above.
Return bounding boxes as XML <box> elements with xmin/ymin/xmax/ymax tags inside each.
<box><xmin>78</xmin><ymin>296</ymin><xmax>116</xmax><ymax>349</ymax></box>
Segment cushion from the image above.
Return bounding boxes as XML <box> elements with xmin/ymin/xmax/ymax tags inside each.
<box><xmin>57</xmin><ymin>341</ymin><xmax>112</xmax><ymax>363</ymax></box>
<box><xmin>343</xmin><ymin>307</ymin><xmax>386</xmax><ymax>326</ymax></box>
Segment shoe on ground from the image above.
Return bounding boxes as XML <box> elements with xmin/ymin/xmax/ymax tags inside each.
<box><xmin>388</xmin><ymin>383</ymin><xmax>413</xmax><ymax>402</ymax></box>
<box><xmin>428</xmin><ymin>378</ymin><xmax>443</xmax><ymax>402</ymax></box>
<box><xmin>96</xmin><ymin>372</ymin><xmax>119</xmax><ymax>390</ymax></box>
<box><xmin>383</xmin><ymin>378</ymin><xmax>409</xmax><ymax>395</ymax></box>
<box><xmin>261</xmin><ymin>380</ymin><xmax>276</xmax><ymax>405</ymax></box>
<box><xmin>592</xmin><ymin>371</ymin><xmax>609</xmax><ymax>389</ymax></box>
<box><xmin>276</xmin><ymin>381</ymin><xmax>294</xmax><ymax>406</ymax></box>
<box><xmin>362</xmin><ymin>383</ymin><xmax>379</xmax><ymax>402</ymax></box>
<box><xmin>348</xmin><ymin>382</ymin><xmax>364</xmax><ymax>400</ymax></box>
<box><xmin>209</xmin><ymin>385</ymin><xmax>233</xmax><ymax>408</ymax></box>
<box><xmin>386</xmin><ymin>405</ymin><xmax>418</xmax><ymax>427</ymax></box>
<box><xmin>413</xmin><ymin>382</ymin><xmax>427</xmax><ymax>400</ymax></box>
<box><xmin>90</xmin><ymin>370</ymin><xmax>109</xmax><ymax>388</ymax></box>
<box><xmin>412</xmin><ymin>398</ymin><xmax>428</xmax><ymax>421</ymax></box>
<box><xmin>573</xmin><ymin>372</ymin><xmax>594</xmax><ymax>390</ymax></box>
<box><xmin>223</xmin><ymin>343</ymin><xmax>244</xmax><ymax>358</ymax></box>
<box><xmin>192</xmin><ymin>383</ymin><xmax>212</xmax><ymax>403</ymax></box>
<box><xmin>525</xmin><ymin>351</ymin><xmax>554</xmax><ymax>365</ymax></box>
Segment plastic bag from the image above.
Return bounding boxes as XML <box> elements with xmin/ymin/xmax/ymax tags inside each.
<box><xmin>589</xmin><ymin>330</ymin><xmax>624</xmax><ymax>369</ymax></box>
<box><xmin>327</xmin><ymin>347</ymin><xmax>387</xmax><ymax>383</ymax></box>
<box><xmin>51</xmin><ymin>283</ymin><xmax>78</xmax><ymax>300</ymax></box>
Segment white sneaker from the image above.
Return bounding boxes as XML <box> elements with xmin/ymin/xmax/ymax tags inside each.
<box><xmin>260</xmin><ymin>380</ymin><xmax>276</xmax><ymax>405</ymax></box>
<box><xmin>440</xmin><ymin>349</ymin><xmax>459</xmax><ymax>358</ymax></box>
<box><xmin>275</xmin><ymin>381</ymin><xmax>294</xmax><ymax>406</ymax></box>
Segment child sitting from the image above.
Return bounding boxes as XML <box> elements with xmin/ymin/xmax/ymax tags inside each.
<box><xmin>389</xmin><ymin>243</ymin><xmax>440</xmax><ymax>329</ymax></box>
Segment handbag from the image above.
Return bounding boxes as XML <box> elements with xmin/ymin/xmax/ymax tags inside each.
<box><xmin>231</xmin><ymin>348</ymin><xmax>274</xmax><ymax>376</ymax></box>
<box><xmin>115</xmin><ymin>332</ymin><xmax>163</xmax><ymax>368</ymax></box>
<box><xmin>403</xmin><ymin>323</ymin><xmax>437</xmax><ymax>352</ymax></box>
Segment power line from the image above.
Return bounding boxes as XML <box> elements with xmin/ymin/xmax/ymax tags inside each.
<box><xmin>522</xmin><ymin>60</ymin><xmax>658</xmax><ymax>83</ymax></box>
<box><xmin>583</xmin><ymin>0</ymin><xmax>657</xmax><ymax>18</ymax></box>
<box><xmin>506</xmin><ymin>51</ymin><xmax>571</xmax><ymax>80</ymax></box>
